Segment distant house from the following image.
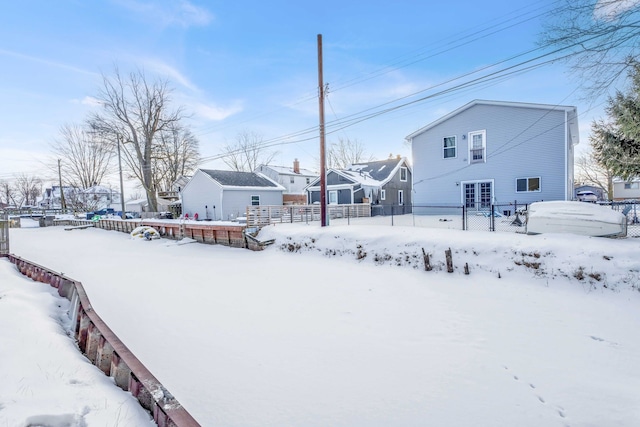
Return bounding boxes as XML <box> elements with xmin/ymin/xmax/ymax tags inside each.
<box><xmin>612</xmin><ymin>178</ymin><xmax>640</xmax><ymax>200</ymax></box>
<box><xmin>256</xmin><ymin>159</ymin><xmax>318</xmax><ymax>205</ymax></box>
<box><xmin>39</xmin><ymin>185</ymin><xmax>78</xmax><ymax>209</ymax></box>
<box><xmin>406</xmin><ymin>100</ymin><xmax>579</xmax><ymax>210</ymax></box>
<box><xmin>80</xmin><ymin>185</ymin><xmax>120</xmax><ymax>211</ymax></box>
<box><xmin>306</xmin><ymin>156</ymin><xmax>412</xmax><ymax>214</ymax></box>
<box><xmin>181</xmin><ymin>169</ymin><xmax>285</xmax><ymax>220</ymax></box>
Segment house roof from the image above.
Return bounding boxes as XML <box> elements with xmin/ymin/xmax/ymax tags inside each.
<box><xmin>307</xmin><ymin>157</ymin><xmax>410</xmax><ymax>189</ymax></box>
<box><xmin>405</xmin><ymin>99</ymin><xmax>579</xmax><ymax>141</ymax></box>
<box><xmin>259</xmin><ymin>164</ymin><xmax>318</xmax><ymax>177</ymax></box>
<box><xmin>200</xmin><ymin>169</ymin><xmax>282</xmax><ymax>189</ymax></box>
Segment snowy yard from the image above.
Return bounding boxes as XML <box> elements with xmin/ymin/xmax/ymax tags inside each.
<box><xmin>2</xmin><ymin>219</ymin><xmax>640</xmax><ymax>426</ymax></box>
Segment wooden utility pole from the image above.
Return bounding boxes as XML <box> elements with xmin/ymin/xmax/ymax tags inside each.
<box><xmin>116</xmin><ymin>134</ymin><xmax>126</xmax><ymax>219</ymax></box>
<box><xmin>317</xmin><ymin>34</ymin><xmax>327</xmax><ymax>227</ymax></box>
<box><xmin>58</xmin><ymin>159</ymin><xmax>67</xmax><ymax>211</ymax></box>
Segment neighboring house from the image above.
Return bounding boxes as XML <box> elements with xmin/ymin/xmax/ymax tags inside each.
<box><xmin>306</xmin><ymin>156</ymin><xmax>413</xmax><ymax>214</ymax></box>
<box><xmin>39</xmin><ymin>185</ymin><xmax>78</xmax><ymax>209</ymax></box>
<box><xmin>406</xmin><ymin>100</ymin><xmax>579</xmax><ymax>210</ymax></box>
<box><xmin>125</xmin><ymin>197</ymin><xmax>172</xmax><ymax>213</ymax></box>
<box><xmin>612</xmin><ymin>178</ymin><xmax>640</xmax><ymax>200</ymax></box>
<box><xmin>574</xmin><ymin>184</ymin><xmax>606</xmax><ymax>201</ymax></box>
<box><xmin>181</xmin><ymin>169</ymin><xmax>285</xmax><ymax>220</ymax></box>
<box><xmin>80</xmin><ymin>185</ymin><xmax>120</xmax><ymax>211</ymax></box>
<box><xmin>256</xmin><ymin>159</ymin><xmax>318</xmax><ymax>205</ymax></box>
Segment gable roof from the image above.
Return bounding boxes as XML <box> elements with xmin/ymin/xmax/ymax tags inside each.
<box><xmin>405</xmin><ymin>99</ymin><xmax>578</xmax><ymax>141</ymax></box>
<box><xmin>259</xmin><ymin>164</ymin><xmax>318</xmax><ymax>177</ymax></box>
<box><xmin>199</xmin><ymin>169</ymin><xmax>282</xmax><ymax>189</ymax></box>
<box><xmin>307</xmin><ymin>157</ymin><xmax>410</xmax><ymax>188</ymax></box>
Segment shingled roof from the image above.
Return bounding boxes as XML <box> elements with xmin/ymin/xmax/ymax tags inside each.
<box><xmin>346</xmin><ymin>157</ymin><xmax>409</xmax><ymax>182</ymax></box>
<box><xmin>200</xmin><ymin>169</ymin><xmax>280</xmax><ymax>188</ymax></box>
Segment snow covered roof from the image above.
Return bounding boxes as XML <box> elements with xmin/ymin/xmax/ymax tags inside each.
<box><xmin>259</xmin><ymin>164</ymin><xmax>318</xmax><ymax>177</ymax></box>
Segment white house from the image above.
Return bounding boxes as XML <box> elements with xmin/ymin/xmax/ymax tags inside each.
<box><xmin>406</xmin><ymin>100</ymin><xmax>579</xmax><ymax>211</ymax></box>
<box><xmin>612</xmin><ymin>178</ymin><xmax>640</xmax><ymax>200</ymax></box>
<box><xmin>256</xmin><ymin>159</ymin><xmax>318</xmax><ymax>205</ymax></box>
<box><xmin>181</xmin><ymin>169</ymin><xmax>285</xmax><ymax>220</ymax></box>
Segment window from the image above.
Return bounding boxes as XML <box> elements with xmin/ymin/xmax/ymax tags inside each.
<box><xmin>516</xmin><ymin>177</ymin><xmax>541</xmax><ymax>192</ymax></box>
<box><xmin>306</xmin><ymin>177</ymin><xmax>310</xmax><ymax>184</ymax></box>
<box><xmin>469</xmin><ymin>130</ymin><xmax>486</xmax><ymax>163</ymax></box>
<box><xmin>251</xmin><ymin>195</ymin><xmax>260</xmax><ymax>206</ymax></box>
<box><xmin>290</xmin><ymin>176</ymin><xmax>295</xmax><ymax>184</ymax></box>
<box><xmin>400</xmin><ymin>167</ymin><xmax>408</xmax><ymax>182</ymax></box>
<box><xmin>624</xmin><ymin>182</ymin><xmax>639</xmax><ymax>189</ymax></box>
<box><xmin>380</xmin><ymin>189</ymin><xmax>386</xmax><ymax>201</ymax></box>
<box><xmin>329</xmin><ymin>190</ymin><xmax>338</xmax><ymax>204</ymax></box>
<box><xmin>443</xmin><ymin>136</ymin><xmax>456</xmax><ymax>158</ymax></box>
<box><xmin>398</xmin><ymin>190</ymin><xmax>404</xmax><ymax>205</ymax></box>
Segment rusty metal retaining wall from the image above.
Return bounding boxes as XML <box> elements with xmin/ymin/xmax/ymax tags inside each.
<box><xmin>4</xmin><ymin>254</ymin><xmax>201</xmax><ymax>427</ymax></box>
<box><xmin>57</xmin><ymin>219</ymin><xmax>249</xmax><ymax>248</ymax></box>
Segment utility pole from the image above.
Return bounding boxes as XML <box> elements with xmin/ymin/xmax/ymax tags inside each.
<box><xmin>318</xmin><ymin>34</ymin><xmax>328</xmax><ymax>227</ymax></box>
<box><xmin>58</xmin><ymin>159</ymin><xmax>67</xmax><ymax>211</ymax></box>
<box><xmin>117</xmin><ymin>134</ymin><xmax>126</xmax><ymax>219</ymax></box>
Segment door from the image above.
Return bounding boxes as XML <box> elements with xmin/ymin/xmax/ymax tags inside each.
<box><xmin>463</xmin><ymin>181</ymin><xmax>492</xmax><ymax>210</ymax></box>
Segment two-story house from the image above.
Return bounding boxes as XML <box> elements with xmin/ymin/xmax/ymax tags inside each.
<box><xmin>306</xmin><ymin>156</ymin><xmax>412</xmax><ymax>214</ymax></box>
<box><xmin>256</xmin><ymin>159</ymin><xmax>318</xmax><ymax>205</ymax></box>
<box><xmin>406</xmin><ymin>100</ymin><xmax>579</xmax><ymax>211</ymax></box>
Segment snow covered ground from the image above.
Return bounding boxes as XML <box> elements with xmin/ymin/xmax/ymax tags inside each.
<box><xmin>3</xmin><ymin>218</ymin><xmax>640</xmax><ymax>426</ymax></box>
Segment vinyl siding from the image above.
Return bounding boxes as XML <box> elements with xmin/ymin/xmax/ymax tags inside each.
<box><xmin>411</xmin><ymin>104</ymin><xmax>571</xmax><ymax>206</ymax></box>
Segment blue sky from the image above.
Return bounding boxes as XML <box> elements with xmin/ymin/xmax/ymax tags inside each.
<box><xmin>0</xmin><ymin>0</ymin><xmax>606</xmax><ymax>190</ymax></box>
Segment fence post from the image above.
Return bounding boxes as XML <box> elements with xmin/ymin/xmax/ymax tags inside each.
<box><xmin>490</xmin><ymin>204</ymin><xmax>495</xmax><ymax>231</ymax></box>
<box><xmin>391</xmin><ymin>205</ymin><xmax>394</xmax><ymax>226</ymax></box>
<box><xmin>462</xmin><ymin>205</ymin><xmax>466</xmax><ymax>231</ymax></box>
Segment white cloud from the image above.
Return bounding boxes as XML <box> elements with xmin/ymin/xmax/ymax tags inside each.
<box><xmin>594</xmin><ymin>0</ymin><xmax>640</xmax><ymax>21</ymax></box>
<box><xmin>112</xmin><ymin>0</ymin><xmax>214</xmax><ymax>28</ymax></box>
<box><xmin>71</xmin><ymin>96</ymin><xmax>103</xmax><ymax>107</ymax></box>
<box><xmin>142</xmin><ymin>59</ymin><xmax>198</xmax><ymax>91</ymax></box>
<box><xmin>191</xmin><ymin>101</ymin><xmax>244</xmax><ymax>121</ymax></box>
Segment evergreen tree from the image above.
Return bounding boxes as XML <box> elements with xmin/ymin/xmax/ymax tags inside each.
<box><xmin>591</xmin><ymin>64</ymin><xmax>640</xmax><ymax>179</ymax></box>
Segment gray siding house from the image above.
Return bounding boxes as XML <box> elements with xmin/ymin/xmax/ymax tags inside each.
<box><xmin>406</xmin><ymin>100</ymin><xmax>579</xmax><ymax>210</ymax></box>
<box><xmin>181</xmin><ymin>169</ymin><xmax>284</xmax><ymax>220</ymax></box>
<box><xmin>306</xmin><ymin>157</ymin><xmax>413</xmax><ymax>214</ymax></box>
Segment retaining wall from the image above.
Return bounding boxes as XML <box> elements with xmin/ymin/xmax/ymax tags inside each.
<box><xmin>57</xmin><ymin>219</ymin><xmax>250</xmax><ymax>249</ymax></box>
<box><xmin>4</xmin><ymin>254</ymin><xmax>201</xmax><ymax>427</ymax></box>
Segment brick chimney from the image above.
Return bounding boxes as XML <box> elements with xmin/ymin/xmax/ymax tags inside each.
<box><xmin>293</xmin><ymin>158</ymin><xmax>300</xmax><ymax>174</ymax></box>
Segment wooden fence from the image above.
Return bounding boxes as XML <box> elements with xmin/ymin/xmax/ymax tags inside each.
<box><xmin>245</xmin><ymin>204</ymin><xmax>371</xmax><ymax>227</ymax></box>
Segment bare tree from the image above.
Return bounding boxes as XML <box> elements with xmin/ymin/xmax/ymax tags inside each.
<box><xmin>50</xmin><ymin>123</ymin><xmax>114</xmax><ymax>189</ymax></box>
<box><xmin>89</xmin><ymin>67</ymin><xmax>185</xmax><ymax>212</ymax></box>
<box><xmin>327</xmin><ymin>137</ymin><xmax>373</xmax><ymax>169</ymax></box>
<box><xmin>0</xmin><ymin>180</ymin><xmax>17</xmax><ymax>207</ymax></box>
<box><xmin>540</xmin><ymin>0</ymin><xmax>640</xmax><ymax>98</ymax></box>
<box><xmin>153</xmin><ymin>124</ymin><xmax>200</xmax><ymax>192</ymax></box>
<box><xmin>575</xmin><ymin>146</ymin><xmax>615</xmax><ymax>199</ymax></box>
<box><xmin>220</xmin><ymin>130</ymin><xmax>277</xmax><ymax>172</ymax></box>
<box><xmin>14</xmin><ymin>174</ymin><xmax>43</xmax><ymax>207</ymax></box>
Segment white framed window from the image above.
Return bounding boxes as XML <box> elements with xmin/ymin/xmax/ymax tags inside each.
<box><xmin>329</xmin><ymin>190</ymin><xmax>338</xmax><ymax>204</ymax></box>
<box><xmin>306</xmin><ymin>177</ymin><xmax>310</xmax><ymax>184</ymax></box>
<box><xmin>290</xmin><ymin>176</ymin><xmax>295</xmax><ymax>184</ymax></box>
<box><xmin>443</xmin><ymin>136</ymin><xmax>456</xmax><ymax>158</ymax></box>
<box><xmin>251</xmin><ymin>195</ymin><xmax>260</xmax><ymax>206</ymax></box>
<box><xmin>516</xmin><ymin>177</ymin><xmax>541</xmax><ymax>192</ymax></box>
<box><xmin>400</xmin><ymin>167</ymin><xmax>408</xmax><ymax>182</ymax></box>
<box><xmin>380</xmin><ymin>189</ymin><xmax>386</xmax><ymax>201</ymax></box>
<box><xmin>398</xmin><ymin>190</ymin><xmax>404</xmax><ymax>205</ymax></box>
<box><xmin>624</xmin><ymin>182</ymin><xmax>639</xmax><ymax>189</ymax></box>
<box><xmin>469</xmin><ymin>130</ymin><xmax>486</xmax><ymax>163</ymax></box>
